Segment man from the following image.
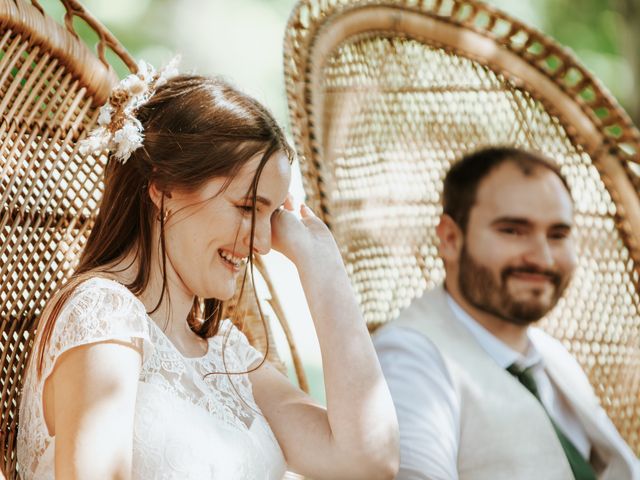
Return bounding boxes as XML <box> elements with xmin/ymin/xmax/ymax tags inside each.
<box><xmin>374</xmin><ymin>147</ymin><xmax>640</xmax><ymax>480</ymax></box>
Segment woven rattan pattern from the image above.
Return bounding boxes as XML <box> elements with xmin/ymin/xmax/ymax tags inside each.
<box><xmin>285</xmin><ymin>0</ymin><xmax>640</xmax><ymax>246</ymax></box>
<box><xmin>0</xmin><ymin>1</ymin><xmax>304</xmax><ymax>478</ymax></box>
<box><xmin>0</xmin><ymin>50</ymin><xmax>294</xmax><ymax>480</ymax></box>
<box><xmin>284</xmin><ymin>0</ymin><xmax>640</xmax><ymax>456</ymax></box>
<box><xmin>324</xmin><ymin>33</ymin><xmax>640</xmax><ymax>454</ymax></box>
<box><xmin>0</xmin><ymin>23</ymin><xmax>104</xmax><ymax>480</ymax></box>
<box><xmin>323</xmin><ymin>36</ymin><xmax>640</xmax><ymax>450</ymax></box>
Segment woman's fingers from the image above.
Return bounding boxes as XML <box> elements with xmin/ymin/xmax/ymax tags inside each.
<box><xmin>271</xmin><ymin>207</ymin><xmax>296</xmax><ymax>233</ymax></box>
<box><xmin>271</xmin><ymin>199</ymin><xmax>336</xmax><ymax>265</ymax></box>
<box><xmin>300</xmin><ymin>203</ymin><xmax>315</xmax><ymax>218</ymax></box>
<box><xmin>284</xmin><ymin>193</ymin><xmax>295</xmax><ymax>212</ymax></box>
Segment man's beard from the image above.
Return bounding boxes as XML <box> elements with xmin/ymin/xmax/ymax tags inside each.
<box><xmin>457</xmin><ymin>245</ymin><xmax>570</xmax><ymax>326</ymax></box>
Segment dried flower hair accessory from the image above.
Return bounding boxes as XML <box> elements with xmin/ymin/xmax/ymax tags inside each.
<box><xmin>79</xmin><ymin>56</ymin><xmax>180</xmax><ymax>164</ymax></box>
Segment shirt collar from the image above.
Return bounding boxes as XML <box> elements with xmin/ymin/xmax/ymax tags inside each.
<box><xmin>444</xmin><ymin>291</ymin><xmax>542</xmax><ymax>370</ymax></box>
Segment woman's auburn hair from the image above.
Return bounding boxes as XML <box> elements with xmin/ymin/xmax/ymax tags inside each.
<box><xmin>34</xmin><ymin>75</ymin><xmax>294</xmax><ymax>377</ymax></box>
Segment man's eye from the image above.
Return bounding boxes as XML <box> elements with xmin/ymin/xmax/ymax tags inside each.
<box><xmin>499</xmin><ymin>227</ymin><xmax>522</xmax><ymax>235</ymax></box>
<box><xmin>549</xmin><ymin>231</ymin><xmax>569</xmax><ymax>240</ymax></box>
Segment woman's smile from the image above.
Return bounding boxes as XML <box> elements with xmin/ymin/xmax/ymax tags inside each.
<box><xmin>218</xmin><ymin>248</ymin><xmax>246</xmax><ymax>273</ymax></box>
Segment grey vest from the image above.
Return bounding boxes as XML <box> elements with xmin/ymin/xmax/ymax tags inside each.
<box><xmin>391</xmin><ymin>287</ymin><xmax>631</xmax><ymax>479</ymax></box>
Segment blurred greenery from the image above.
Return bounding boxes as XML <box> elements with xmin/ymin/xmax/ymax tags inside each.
<box><xmin>38</xmin><ymin>0</ymin><xmax>640</xmax><ymax>127</ymax></box>
<box><xmin>36</xmin><ymin>0</ymin><xmax>638</xmax><ymax>405</ymax></box>
<box><xmin>489</xmin><ymin>0</ymin><xmax>639</xmax><ymax>123</ymax></box>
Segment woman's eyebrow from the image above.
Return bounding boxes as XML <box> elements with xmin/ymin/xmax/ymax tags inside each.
<box><xmin>256</xmin><ymin>196</ymin><xmax>272</xmax><ymax>207</ymax></box>
<box><xmin>238</xmin><ymin>195</ymin><xmax>272</xmax><ymax>207</ymax></box>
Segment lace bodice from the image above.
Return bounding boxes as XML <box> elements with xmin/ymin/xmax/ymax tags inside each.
<box><xmin>17</xmin><ymin>277</ymin><xmax>285</xmax><ymax>479</ymax></box>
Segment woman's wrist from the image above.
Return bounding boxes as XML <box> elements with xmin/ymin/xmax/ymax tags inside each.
<box><xmin>295</xmin><ymin>251</ymin><xmax>347</xmax><ymax>285</ymax></box>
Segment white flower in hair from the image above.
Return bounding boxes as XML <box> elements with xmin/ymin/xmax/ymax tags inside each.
<box><xmin>156</xmin><ymin>56</ymin><xmax>180</xmax><ymax>87</ymax></box>
<box><xmin>120</xmin><ymin>74</ymin><xmax>146</xmax><ymax>96</ymax></box>
<box><xmin>113</xmin><ymin>120</ymin><xmax>144</xmax><ymax>162</ymax></box>
<box><xmin>79</xmin><ymin>126</ymin><xmax>110</xmax><ymax>156</ymax></box>
<box><xmin>79</xmin><ymin>56</ymin><xmax>181</xmax><ymax>164</ymax></box>
<box><xmin>137</xmin><ymin>60</ymin><xmax>155</xmax><ymax>83</ymax></box>
<box><xmin>97</xmin><ymin>103</ymin><xmax>113</xmax><ymax>126</ymax></box>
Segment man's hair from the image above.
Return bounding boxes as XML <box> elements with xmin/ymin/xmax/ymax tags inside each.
<box><xmin>442</xmin><ymin>146</ymin><xmax>571</xmax><ymax>231</ymax></box>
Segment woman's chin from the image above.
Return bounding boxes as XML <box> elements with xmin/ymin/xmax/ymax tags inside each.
<box><xmin>199</xmin><ymin>284</ymin><xmax>236</xmax><ymax>302</ymax></box>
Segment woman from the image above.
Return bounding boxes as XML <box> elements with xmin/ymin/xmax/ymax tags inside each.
<box><xmin>16</xmin><ymin>62</ymin><xmax>399</xmax><ymax>479</ymax></box>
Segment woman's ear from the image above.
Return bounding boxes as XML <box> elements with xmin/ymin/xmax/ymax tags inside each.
<box><xmin>436</xmin><ymin>214</ymin><xmax>464</xmax><ymax>263</ymax></box>
<box><xmin>148</xmin><ymin>182</ymin><xmax>172</xmax><ymax>210</ymax></box>
<box><xmin>148</xmin><ymin>182</ymin><xmax>163</xmax><ymax>210</ymax></box>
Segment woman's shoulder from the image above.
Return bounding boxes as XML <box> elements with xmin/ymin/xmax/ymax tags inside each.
<box><xmin>39</xmin><ymin>274</ymin><xmax>152</xmax><ymax>373</ymax></box>
<box><xmin>69</xmin><ymin>272</ymin><xmax>136</xmax><ymax>295</ymax></box>
<box><xmin>54</xmin><ymin>273</ymin><xmax>143</xmax><ymax>317</ymax></box>
<box><xmin>54</xmin><ymin>272</ymin><xmax>149</xmax><ymax>334</ymax></box>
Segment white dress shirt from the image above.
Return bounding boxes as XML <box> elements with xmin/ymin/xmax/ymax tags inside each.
<box><xmin>373</xmin><ymin>293</ymin><xmax>592</xmax><ymax>480</ymax></box>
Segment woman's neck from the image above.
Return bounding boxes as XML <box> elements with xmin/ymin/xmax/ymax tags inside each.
<box><xmin>105</xmin><ymin>244</ymin><xmax>208</xmax><ymax>356</ymax></box>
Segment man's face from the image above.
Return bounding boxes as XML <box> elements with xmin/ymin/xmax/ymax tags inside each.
<box><xmin>454</xmin><ymin>163</ymin><xmax>577</xmax><ymax>325</ymax></box>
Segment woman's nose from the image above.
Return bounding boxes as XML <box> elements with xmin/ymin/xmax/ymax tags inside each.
<box><xmin>245</xmin><ymin>216</ymin><xmax>271</xmax><ymax>255</ymax></box>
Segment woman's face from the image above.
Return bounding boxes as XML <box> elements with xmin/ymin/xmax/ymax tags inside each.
<box><xmin>161</xmin><ymin>150</ymin><xmax>291</xmax><ymax>301</ymax></box>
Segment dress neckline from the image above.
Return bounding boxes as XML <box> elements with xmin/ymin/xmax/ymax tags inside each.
<box><xmin>85</xmin><ymin>275</ymin><xmax>212</xmax><ymax>361</ymax></box>
<box><xmin>146</xmin><ymin>315</ymin><xmax>212</xmax><ymax>361</ymax></box>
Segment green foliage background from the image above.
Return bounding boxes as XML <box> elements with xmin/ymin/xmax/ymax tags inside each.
<box><xmin>40</xmin><ymin>0</ymin><xmax>639</xmax><ymax>127</ymax></box>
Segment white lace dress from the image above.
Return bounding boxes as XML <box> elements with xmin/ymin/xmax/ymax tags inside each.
<box><xmin>17</xmin><ymin>277</ymin><xmax>286</xmax><ymax>479</ymax></box>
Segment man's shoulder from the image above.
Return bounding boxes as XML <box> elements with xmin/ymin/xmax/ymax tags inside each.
<box><xmin>374</xmin><ymin>286</ymin><xmax>471</xmax><ymax>369</ymax></box>
<box><xmin>373</xmin><ymin>321</ymin><xmax>438</xmax><ymax>352</ymax></box>
<box><xmin>373</xmin><ymin>313</ymin><xmax>457</xmax><ymax>396</ymax></box>
<box><xmin>373</xmin><ymin>289</ymin><xmax>451</xmax><ymax>366</ymax></box>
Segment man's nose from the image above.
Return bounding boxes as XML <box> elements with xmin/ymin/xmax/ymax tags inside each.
<box><xmin>523</xmin><ymin>235</ymin><xmax>554</xmax><ymax>268</ymax></box>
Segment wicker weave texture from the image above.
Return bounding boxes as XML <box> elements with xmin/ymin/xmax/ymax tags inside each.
<box><xmin>284</xmin><ymin>0</ymin><xmax>640</xmax><ymax>455</ymax></box>
<box><xmin>0</xmin><ymin>12</ymin><xmax>104</xmax><ymax>478</ymax></box>
<box><xmin>1</xmin><ymin>1</ymin><xmax>304</xmax><ymax>478</ymax></box>
<box><xmin>323</xmin><ymin>37</ymin><xmax>640</xmax><ymax>449</ymax></box>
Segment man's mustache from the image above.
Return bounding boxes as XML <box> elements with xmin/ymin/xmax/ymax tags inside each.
<box><xmin>501</xmin><ymin>266</ymin><xmax>562</xmax><ymax>287</ymax></box>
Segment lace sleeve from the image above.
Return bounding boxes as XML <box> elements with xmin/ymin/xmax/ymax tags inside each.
<box><xmin>219</xmin><ymin>319</ymin><xmax>264</xmax><ymax>370</ymax></box>
<box><xmin>41</xmin><ymin>277</ymin><xmax>153</xmax><ymax>381</ymax></box>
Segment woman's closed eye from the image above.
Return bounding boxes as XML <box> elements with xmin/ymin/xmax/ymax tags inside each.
<box><xmin>236</xmin><ymin>204</ymin><xmax>256</xmax><ymax>215</ymax></box>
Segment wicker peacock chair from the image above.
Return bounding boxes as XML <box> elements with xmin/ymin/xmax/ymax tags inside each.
<box><xmin>284</xmin><ymin>0</ymin><xmax>640</xmax><ymax>456</ymax></box>
<box><xmin>0</xmin><ymin>1</ymin><xmax>306</xmax><ymax>478</ymax></box>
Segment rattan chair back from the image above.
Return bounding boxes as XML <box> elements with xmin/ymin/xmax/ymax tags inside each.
<box><xmin>284</xmin><ymin>0</ymin><xmax>640</xmax><ymax>454</ymax></box>
<box><xmin>0</xmin><ymin>1</ymin><xmax>305</xmax><ymax>477</ymax></box>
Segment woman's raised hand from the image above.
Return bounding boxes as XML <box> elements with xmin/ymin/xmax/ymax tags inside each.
<box><xmin>255</xmin><ymin>193</ymin><xmax>400</xmax><ymax>480</ymax></box>
<box><xmin>270</xmin><ymin>195</ymin><xmax>341</xmax><ymax>272</ymax></box>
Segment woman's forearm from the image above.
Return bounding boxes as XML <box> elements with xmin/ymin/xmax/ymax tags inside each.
<box><xmin>297</xmin><ymin>254</ymin><xmax>399</xmax><ymax>471</ymax></box>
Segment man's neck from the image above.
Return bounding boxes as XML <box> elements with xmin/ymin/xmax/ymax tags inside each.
<box><xmin>444</xmin><ymin>280</ymin><xmax>530</xmax><ymax>354</ymax></box>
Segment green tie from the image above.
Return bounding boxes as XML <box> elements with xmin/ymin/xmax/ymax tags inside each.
<box><xmin>507</xmin><ymin>364</ymin><xmax>597</xmax><ymax>480</ymax></box>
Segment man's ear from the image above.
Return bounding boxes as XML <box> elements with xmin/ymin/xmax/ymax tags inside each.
<box><xmin>436</xmin><ymin>214</ymin><xmax>463</xmax><ymax>263</ymax></box>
